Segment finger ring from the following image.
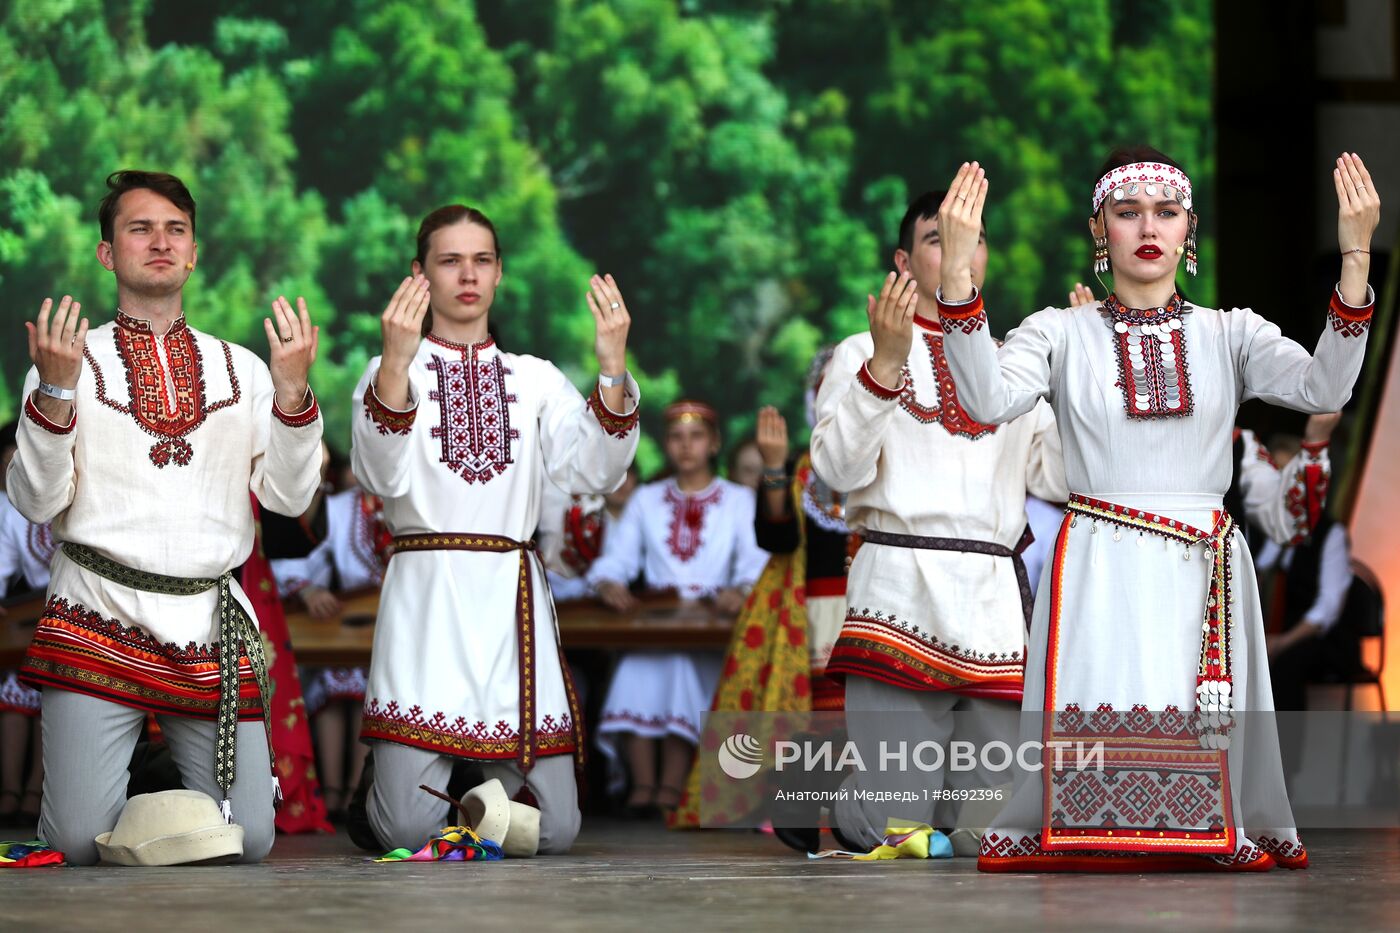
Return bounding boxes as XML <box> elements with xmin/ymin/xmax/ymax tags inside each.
<box><xmin>610</xmin><ymin>301</ymin><xmax>620</xmax><ymax>310</ymax></box>
<box><xmin>957</xmin><ymin>196</ymin><xmax>966</xmax><ymax>201</ymax></box>
<box><xmin>281</xmin><ymin>336</ymin><xmax>294</xmax><ymax>343</ymax></box>
<box><xmin>1357</xmin><ymin>184</ymin><xmax>1366</xmax><ymax>190</ymax></box>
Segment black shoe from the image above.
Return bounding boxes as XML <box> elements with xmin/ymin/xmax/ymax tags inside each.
<box><xmin>773</xmin><ymin>824</ymin><xmax>821</xmax><ymax>854</ymax></box>
<box><xmin>345</xmin><ymin>750</ymin><xmax>382</xmax><ymax>852</ymax></box>
<box><xmin>830</xmin><ymin>824</ymin><xmax>865</xmax><ymax>854</ymax></box>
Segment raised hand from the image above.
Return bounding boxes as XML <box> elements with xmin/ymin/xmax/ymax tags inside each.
<box><xmin>1069</xmin><ymin>282</ymin><xmax>1096</xmax><ymax>308</ymax></box>
<box><xmin>265</xmin><ymin>295</ymin><xmax>319</xmax><ymax>413</ymax></box>
<box><xmin>373</xmin><ymin>275</ymin><xmax>431</xmax><ymax>410</ymax></box>
<box><xmin>25</xmin><ymin>296</ymin><xmax>88</xmax><ymax>423</ymax></box>
<box><xmin>937</xmin><ymin>162</ymin><xmax>989</xmax><ymax>302</ymax></box>
<box><xmin>585</xmin><ymin>274</ymin><xmax>630</xmax><ymax>376</ymax></box>
<box><xmin>756</xmin><ymin>406</ymin><xmax>789</xmax><ymax>470</ymax></box>
<box><xmin>712</xmin><ymin>587</ymin><xmax>747</xmax><ymax>614</ymax></box>
<box><xmin>301</xmin><ymin>586</ymin><xmax>342</xmax><ymax>620</ymax></box>
<box><xmin>867</xmin><ymin>271</ymin><xmax>918</xmax><ymax>390</ymax></box>
<box><xmin>1303</xmin><ymin>411</ymin><xmax>1342</xmax><ymax>447</ymax></box>
<box><xmin>1334</xmin><ymin>153</ymin><xmax>1380</xmax><ymax>308</ymax></box>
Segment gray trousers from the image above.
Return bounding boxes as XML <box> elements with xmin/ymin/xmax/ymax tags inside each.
<box><xmin>833</xmin><ymin>676</ymin><xmax>1016</xmax><ymax>850</ymax></box>
<box><xmin>367</xmin><ymin>740</ymin><xmax>580</xmax><ymax>855</ymax></box>
<box><xmin>39</xmin><ymin>688</ymin><xmax>275</xmax><ymax>866</ymax></box>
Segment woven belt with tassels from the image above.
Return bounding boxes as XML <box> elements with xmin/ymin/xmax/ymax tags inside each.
<box><xmin>61</xmin><ymin>543</ymin><xmax>277</xmax><ymax>823</ymax></box>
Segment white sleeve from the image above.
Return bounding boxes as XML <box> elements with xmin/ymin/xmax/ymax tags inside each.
<box><xmin>1024</xmin><ymin>400</ymin><xmax>1068</xmax><ymax>503</ymax></box>
<box><xmin>1234</xmin><ymin>286</ymin><xmax>1373</xmax><ymax>412</ymax></box>
<box><xmin>586</xmin><ymin>491</ymin><xmax>646</xmax><ymax>587</ymax></box>
<box><xmin>535</xmin><ymin>361</ymin><xmax>640</xmax><ymax>496</ymax></box>
<box><xmin>349</xmin><ymin>359</ymin><xmax>420</xmax><ymax>499</ymax></box>
<box><xmin>6</xmin><ymin>368</ymin><xmax>78</xmax><ymax>524</ymax></box>
<box><xmin>808</xmin><ymin>336</ymin><xmax>902</xmax><ymax>493</ymax></box>
<box><xmin>1237</xmin><ymin>430</ymin><xmax>1331</xmax><ymax>547</ymax></box>
<box><xmin>727</xmin><ymin>486</ymin><xmax>770</xmax><ymax>589</ymax></box>
<box><xmin>1304</xmin><ymin>525</ymin><xmax>1352</xmax><ymax>633</ymax></box>
<box><xmin>249</xmin><ymin>356</ymin><xmax>325</xmax><ymax>517</ymax></box>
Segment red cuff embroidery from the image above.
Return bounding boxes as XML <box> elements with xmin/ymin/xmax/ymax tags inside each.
<box><xmin>856</xmin><ymin>360</ymin><xmax>903</xmax><ymax>400</ymax></box>
<box><xmin>588</xmin><ymin>385</ymin><xmax>639</xmax><ymax>439</ymax></box>
<box><xmin>937</xmin><ymin>290</ymin><xmax>988</xmax><ymax>335</ymax></box>
<box><xmin>273</xmin><ymin>389</ymin><xmax>320</xmax><ymax>428</ymax></box>
<box><xmin>24</xmin><ymin>393</ymin><xmax>76</xmax><ymax>435</ymax></box>
<box><xmin>1328</xmin><ymin>289</ymin><xmax>1373</xmax><ymax>338</ymax></box>
<box><xmin>362</xmin><ymin>382</ymin><xmax>417</xmax><ymax>436</ymax></box>
<box><xmin>1300</xmin><ymin>440</ymin><xmax>1329</xmax><ymax>456</ymax></box>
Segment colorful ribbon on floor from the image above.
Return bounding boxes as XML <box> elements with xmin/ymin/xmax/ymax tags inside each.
<box><xmin>0</xmin><ymin>840</ymin><xmax>65</xmax><ymax>867</ymax></box>
<box><xmin>373</xmin><ymin>825</ymin><xmax>504</xmax><ymax>862</ymax></box>
<box><xmin>807</xmin><ymin>822</ymin><xmax>953</xmax><ymax>861</ymax></box>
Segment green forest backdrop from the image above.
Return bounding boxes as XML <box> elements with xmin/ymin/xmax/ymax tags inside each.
<box><xmin>0</xmin><ymin>0</ymin><xmax>1214</xmax><ymax>474</ymax></box>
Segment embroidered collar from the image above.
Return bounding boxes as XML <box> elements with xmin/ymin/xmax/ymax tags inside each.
<box><xmin>1099</xmin><ymin>293</ymin><xmax>1188</xmax><ymax>329</ymax></box>
<box><xmin>426</xmin><ymin>332</ymin><xmax>496</xmax><ymax>355</ymax></box>
<box><xmin>668</xmin><ymin>477</ymin><xmax>722</xmax><ymax>500</ymax></box>
<box><xmin>913</xmin><ymin>312</ymin><xmax>941</xmax><ymax>332</ymax></box>
<box><xmin>115</xmin><ymin>310</ymin><xmax>189</xmax><ymax>336</ymax></box>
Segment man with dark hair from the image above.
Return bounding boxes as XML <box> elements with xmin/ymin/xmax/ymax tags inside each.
<box><xmin>805</xmin><ymin>190</ymin><xmax>1066</xmax><ymax>855</ymax></box>
<box><xmin>6</xmin><ymin>169</ymin><xmax>323</xmax><ymax>864</ymax></box>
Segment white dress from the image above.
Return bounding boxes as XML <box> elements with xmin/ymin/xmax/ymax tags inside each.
<box><xmin>809</xmin><ymin>321</ymin><xmax>1068</xmax><ymax>700</ymax></box>
<box><xmin>587</xmin><ymin>477</ymin><xmax>769</xmax><ymax>746</ymax></box>
<box><xmin>351</xmin><ymin>333</ymin><xmax>638</xmax><ymax>768</ymax></box>
<box><xmin>270</xmin><ymin>488</ymin><xmax>386</xmax><ymax>714</ymax></box>
<box><xmin>939</xmin><ymin>287</ymin><xmax>1372</xmax><ymax>869</ymax></box>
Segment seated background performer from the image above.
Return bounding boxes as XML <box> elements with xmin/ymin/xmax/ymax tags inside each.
<box><xmin>268</xmin><ymin>443</ymin><xmax>387</xmax><ymax>820</ymax></box>
<box><xmin>352</xmin><ymin>205</ymin><xmax>639</xmax><ymax>856</ymax></box>
<box><xmin>537</xmin><ymin>464</ymin><xmax>639</xmax><ymax>603</ymax></box>
<box><xmin>0</xmin><ymin>420</ymin><xmax>50</xmax><ymax>826</ymax></box>
<box><xmin>806</xmin><ymin>191</ymin><xmax>1067</xmax><ymax>856</ymax></box>
<box><xmin>1258</xmin><ymin>434</ymin><xmax>1353</xmax><ymax>712</ymax></box>
<box><xmin>587</xmin><ymin>400</ymin><xmax>770</xmax><ymax>817</ymax></box>
<box><xmin>670</xmin><ymin>348</ymin><xmax>855</xmax><ymax>831</ymax></box>
<box><xmin>9</xmin><ymin>170</ymin><xmax>323</xmax><ymax>865</ymax></box>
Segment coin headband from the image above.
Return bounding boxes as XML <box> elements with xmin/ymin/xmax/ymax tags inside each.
<box><xmin>1092</xmin><ymin>162</ymin><xmax>1193</xmax><ymax>215</ymax></box>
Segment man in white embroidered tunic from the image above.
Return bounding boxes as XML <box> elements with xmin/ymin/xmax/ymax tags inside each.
<box><xmin>352</xmin><ymin>205</ymin><xmax>640</xmax><ymax>855</ymax></box>
<box><xmin>8</xmin><ymin>171</ymin><xmax>324</xmax><ymax>865</ymax></box>
<box><xmin>936</xmin><ymin>151</ymin><xmax>1378</xmax><ymax>872</ymax></box>
<box><xmin>808</xmin><ymin>191</ymin><xmax>1068</xmax><ymax>852</ymax></box>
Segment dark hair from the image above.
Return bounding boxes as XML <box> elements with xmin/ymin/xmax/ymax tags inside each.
<box><xmin>1091</xmin><ymin>145</ymin><xmax>1184</xmax><ymax>218</ymax></box>
<box><xmin>98</xmin><ymin>171</ymin><xmax>196</xmax><ymax>242</ymax></box>
<box><xmin>897</xmin><ymin>190</ymin><xmax>946</xmax><ymax>255</ymax></box>
<box><xmin>413</xmin><ymin>205</ymin><xmax>501</xmax><ymax>336</ymax></box>
<box><xmin>414</xmin><ymin>204</ymin><xmax>501</xmax><ymax>265</ymax></box>
<box><xmin>0</xmin><ymin>419</ymin><xmax>17</xmax><ymax>454</ymax></box>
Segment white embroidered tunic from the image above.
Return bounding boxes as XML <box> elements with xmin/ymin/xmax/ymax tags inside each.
<box><xmin>8</xmin><ymin>312</ymin><xmax>323</xmax><ymax>719</ymax></box>
<box><xmin>809</xmin><ymin>317</ymin><xmax>1068</xmax><ymax>701</ymax></box>
<box><xmin>351</xmin><ymin>334</ymin><xmax>639</xmax><ymax>762</ymax></box>
<box><xmin>588</xmin><ymin>477</ymin><xmax>770</xmax><ymax>745</ymax></box>
<box><xmin>939</xmin><ymin>287</ymin><xmax>1371</xmax><ymax>864</ymax></box>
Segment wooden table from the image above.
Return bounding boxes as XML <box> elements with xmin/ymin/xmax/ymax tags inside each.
<box><xmin>0</xmin><ymin>589</ymin><xmax>737</xmax><ymax>667</ymax></box>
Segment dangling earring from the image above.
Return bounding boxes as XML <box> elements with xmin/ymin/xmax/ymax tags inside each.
<box><xmin>1185</xmin><ymin>212</ymin><xmax>1198</xmax><ymax>276</ymax></box>
<box><xmin>1093</xmin><ymin>232</ymin><xmax>1109</xmax><ymax>274</ymax></box>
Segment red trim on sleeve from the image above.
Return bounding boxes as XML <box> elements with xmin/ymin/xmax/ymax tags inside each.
<box><xmin>362</xmin><ymin>382</ymin><xmax>416</xmax><ymax>436</ymax></box>
<box><xmin>273</xmin><ymin>389</ymin><xmax>320</xmax><ymax>428</ymax></box>
<box><xmin>1328</xmin><ymin>290</ymin><xmax>1373</xmax><ymax>337</ymax></box>
<box><xmin>936</xmin><ymin>291</ymin><xmax>988</xmax><ymax>335</ymax></box>
<box><xmin>856</xmin><ymin>360</ymin><xmax>903</xmax><ymax>400</ymax></box>
<box><xmin>24</xmin><ymin>393</ymin><xmax>76</xmax><ymax>435</ymax></box>
<box><xmin>588</xmin><ymin>385</ymin><xmax>639</xmax><ymax>439</ymax></box>
<box><xmin>1300</xmin><ymin>440</ymin><xmax>1329</xmax><ymax>456</ymax></box>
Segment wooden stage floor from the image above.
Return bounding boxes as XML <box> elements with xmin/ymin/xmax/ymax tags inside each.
<box><xmin>2</xmin><ymin>821</ymin><xmax>1397</xmax><ymax>931</ymax></box>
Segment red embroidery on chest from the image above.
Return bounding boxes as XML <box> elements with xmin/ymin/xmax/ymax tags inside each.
<box><xmin>898</xmin><ymin>332</ymin><xmax>997</xmax><ymax>439</ymax></box>
<box><xmin>427</xmin><ymin>341</ymin><xmax>519</xmax><ymax>484</ymax></box>
<box><xmin>665</xmin><ymin>485</ymin><xmax>723</xmax><ymax>562</ymax></box>
<box><xmin>1105</xmin><ymin>295</ymin><xmax>1194</xmax><ymax>420</ymax></box>
<box><xmin>560</xmin><ymin>499</ymin><xmax>605</xmax><ymax>575</ymax></box>
<box><xmin>87</xmin><ymin>317</ymin><xmax>241</xmax><ymax>468</ymax></box>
